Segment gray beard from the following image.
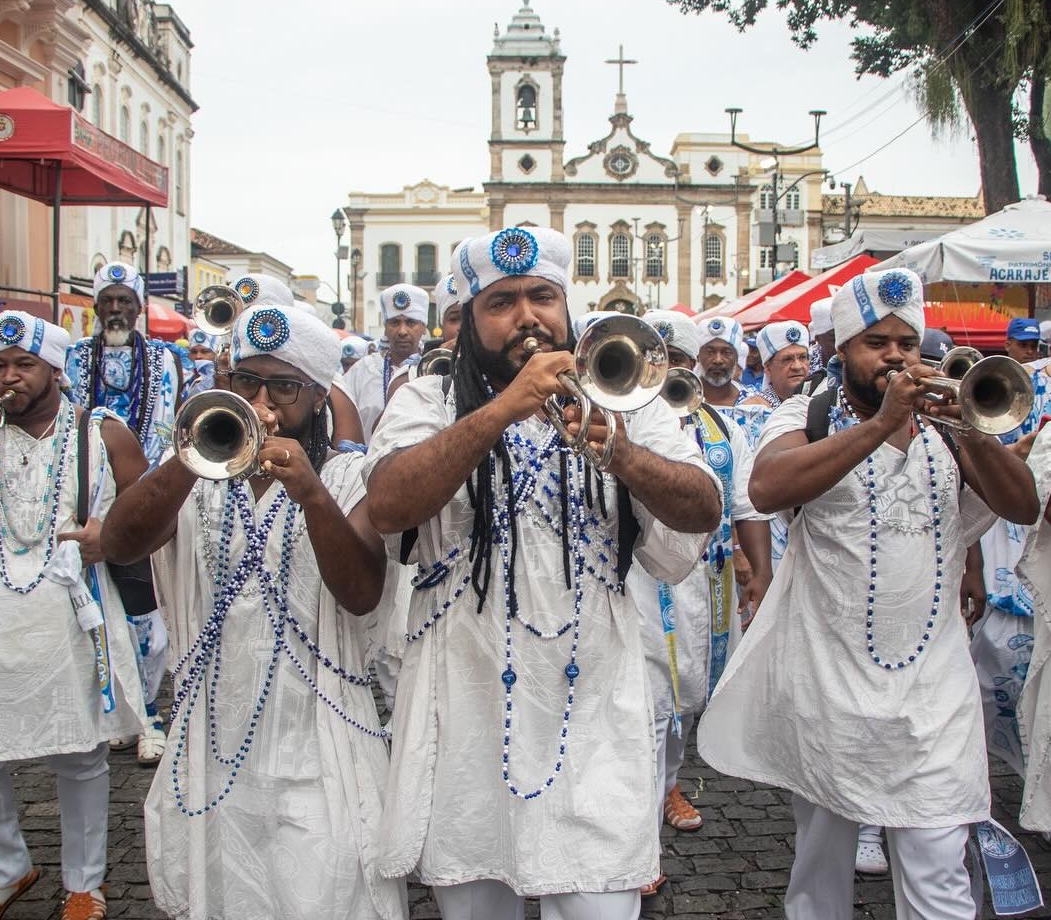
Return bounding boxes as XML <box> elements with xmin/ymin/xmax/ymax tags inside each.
<box><xmin>701</xmin><ymin>368</ymin><xmax>733</xmax><ymax>388</ymax></box>
<box><xmin>103</xmin><ymin>324</ymin><xmax>132</xmax><ymax>347</ymax></box>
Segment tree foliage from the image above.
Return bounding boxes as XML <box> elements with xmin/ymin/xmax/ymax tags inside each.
<box><xmin>668</xmin><ymin>0</ymin><xmax>1051</xmax><ymax>211</ymax></box>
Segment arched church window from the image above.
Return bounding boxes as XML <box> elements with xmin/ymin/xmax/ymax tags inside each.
<box><xmin>379</xmin><ymin>244</ymin><xmax>402</xmax><ymax>286</ymax></box>
<box><xmin>609</xmin><ymin>231</ymin><xmax>631</xmax><ymax>279</ymax></box>
<box><xmin>573</xmin><ymin>223</ymin><xmax>598</xmax><ymax>282</ymax></box>
<box><xmin>643</xmin><ymin>231</ymin><xmax>666</xmax><ymax>281</ymax></box>
<box><xmin>704</xmin><ymin>234</ymin><xmax>723</xmax><ymax>280</ymax></box>
<box><xmin>516</xmin><ymin>82</ymin><xmax>537</xmax><ymax>132</ymax></box>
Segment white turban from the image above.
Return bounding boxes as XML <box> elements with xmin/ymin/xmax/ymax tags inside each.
<box><xmin>188</xmin><ymin>328</ymin><xmax>220</xmax><ymax>351</ymax></box>
<box><xmin>833</xmin><ymin>268</ymin><xmax>925</xmax><ymax>345</ymax></box>
<box><xmin>757</xmin><ymin>321</ymin><xmax>810</xmax><ymax>366</ymax></box>
<box><xmin>642</xmin><ymin>310</ymin><xmax>702</xmax><ymax>361</ymax></box>
<box><xmin>696</xmin><ymin>315</ymin><xmax>746</xmax><ymax>355</ymax></box>
<box><xmin>230</xmin><ymin>274</ymin><xmax>296</xmax><ymax>310</ymax></box>
<box><xmin>452</xmin><ymin>227</ymin><xmax>571</xmax><ymax>304</ymax></box>
<box><xmin>0</xmin><ymin>311</ymin><xmax>70</xmax><ymax>374</ymax></box>
<box><xmin>736</xmin><ymin>341</ymin><xmax>748</xmax><ymax>370</ymax></box>
<box><xmin>572</xmin><ymin>311</ymin><xmax>622</xmax><ymax>340</ymax></box>
<box><xmin>1040</xmin><ymin>320</ymin><xmax>1051</xmax><ymax>344</ymax></box>
<box><xmin>94</xmin><ymin>261</ymin><xmax>144</xmax><ymax>307</ymax></box>
<box><xmin>435</xmin><ymin>274</ymin><xmax>460</xmax><ymax>321</ymax></box>
<box><xmin>380</xmin><ymin>284</ymin><xmax>429</xmax><ymax>325</ymax></box>
<box><xmin>341</xmin><ymin>335</ymin><xmax>369</xmax><ymax>360</ymax></box>
<box><xmin>808</xmin><ymin>297</ymin><xmax>834</xmax><ymax>336</ymax></box>
<box><xmin>231</xmin><ymin>304</ymin><xmax>341</xmax><ymax>393</ymax></box>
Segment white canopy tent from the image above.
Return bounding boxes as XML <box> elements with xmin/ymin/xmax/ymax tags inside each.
<box><xmin>811</xmin><ymin>229</ymin><xmax>945</xmax><ymax>271</ymax></box>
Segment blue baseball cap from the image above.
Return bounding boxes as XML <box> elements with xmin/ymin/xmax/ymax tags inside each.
<box><xmin>1007</xmin><ymin>317</ymin><xmax>1041</xmax><ymax>341</ymax></box>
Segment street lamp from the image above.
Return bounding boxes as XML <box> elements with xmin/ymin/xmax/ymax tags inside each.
<box><xmin>349</xmin><ymin>247</ymin><xmax>362</xmax><ymax>332</ymax></box>
<box><xmin>331</xmin><ymin>209</ymin><xmax>347</xmax><ymax>307</ymax></box>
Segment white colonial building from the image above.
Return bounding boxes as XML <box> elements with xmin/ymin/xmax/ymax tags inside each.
<box><xmin>343</xmin><ymin>0</ymin><xmax>827</xmax><ymax>336</ymax></box>
<box><xmin>0</xmin><ymin>0</ymin><xmax>195</xmax><ymax>312</ymax></box>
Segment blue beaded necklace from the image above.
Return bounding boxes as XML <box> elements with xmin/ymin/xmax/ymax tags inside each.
<box><xmin>0</xmin><ymin>398</ymin><xmax>75</xmax><ymax>591</ymax></box>
<box><xmin>842</xmin><ymin>393</ymin><xmax>945</xmax><ymax>670</ymax></box>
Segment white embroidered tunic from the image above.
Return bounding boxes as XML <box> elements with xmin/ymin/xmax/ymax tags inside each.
<box><xmin>0</xmin><ymin>407</ymin><xmax>146</xmax><ymax>761</ymax></box>
<box><xmin>343</xmin><ymin>352</ymin><xmax>416</xmax><ymax>443</ymax></box>
<box><xmin>364</xmin><ymin>376</ymin><xmax>715</xmax><ymax>894</ymax></box>
<box><xmin>144</xmin><ymin>453</ymin><xmax>405</xmax><ymax>920</ymax></box>
<box><xmin>699</xmin><ymin>395</ymin><xmax>996</xmax><ymax>827</ymax></box>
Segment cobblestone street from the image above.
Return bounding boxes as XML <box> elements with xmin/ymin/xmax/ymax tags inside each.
<box><xmin>5</xmin><ymin>723</ymin><xmax>1049</xmax><ymax>919</ymax></box>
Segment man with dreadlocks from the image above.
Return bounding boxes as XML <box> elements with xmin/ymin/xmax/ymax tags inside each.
<box><xmin>365</xmin><ymin>227</ymin><xmax>722</xmax><ymax>920</ymax></box>
<box><xmin>100</xmin><ymin>303</ymin><xmax>406</xmax><ymax>920</ymax></box>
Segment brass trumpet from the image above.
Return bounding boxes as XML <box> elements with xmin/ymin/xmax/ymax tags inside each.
<box><xmin>418</xmin><ymin>347</ymin><xmax>454</xmax><ymax>377</ymax></box>
<box><xmin>522</xmin><ymin>314</ymin><xmax>668</xmax><ymax>470</ymax></box>
<box><xmin>192</xmin><ymin>285</ymin><xmax>246</xmax><ymax>338</ymax></box>
<box><xmin>0</xmin><ymin>389</ymin><xmax>14</xmax><ymax>429</ymax></box>
<box><xmin>173</xmin><ymin>390</ymin><xmax>263</xmax><ymax>480</ymax></box>
<box><xmin>660</xmin><ymin>368</ymin><xmax>705</xmax><ymax>417</ymax></box>
<box><xmin>891</xmin><ymin>348</ymin><xmax>1034</xmax><ymax>436</ymax></box>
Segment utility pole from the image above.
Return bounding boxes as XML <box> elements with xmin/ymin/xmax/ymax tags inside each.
<box><xmin>842</xmin><ymin>182</ymin><xmax>853</xmax><ymax>238</ymax></box>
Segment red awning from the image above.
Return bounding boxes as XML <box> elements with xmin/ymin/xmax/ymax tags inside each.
<box><xmin>734</xmin><ymin>255</ymin><xmax>880</xmax><ymax>330</ymax></box>
<box><xmin>669</xmin><ymin>303</ymin><xmax>696</xmax><ymax>318</ymax></box>
<box><xmin>925</xmin><ymin>302</ymin><xmax>1011</xmax><ymax>353</ymax></box>
<box><xmin>0</xmin><ymin>86</ymin><xmax>168</xmax><ymax>206</ymax></box>
<box><xmin>709</xmin><ymin>270</ymin><xmax>812</xmax><ymax>317</ymax></box>
<box><xmin>146</xmin><ymin>303</ymin><xmax>189</xmax><ymax>341</ymax></box>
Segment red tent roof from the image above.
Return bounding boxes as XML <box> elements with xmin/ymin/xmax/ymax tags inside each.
<box><xmin>708</xmin><ymin>269</ymin><xmax>811</xmax><ymax>317</ymax></box>
<box><xmin>0</xmin><ymin>86</ymin><xmax>168</xmax><ymax>206</ymax></box>
<box><xmin>146</xmin><ymin>303</ymin><xmax>189</xmax><ymax>341</ymax></box>
<box><xmin>734</xmin><ymin>255</ymin><xmax>880</xmax><ymax>330</ymax></box>
<box><xmin>669</xmin><ymin>303</ymin><xmax>696</xmax><ymax>317</ymax></box>
<box><xmin>925</xmin><ymin>302</ymin><xmax>1011</xmax><ymax>352</ymax></box>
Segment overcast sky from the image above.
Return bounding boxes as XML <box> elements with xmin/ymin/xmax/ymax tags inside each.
<box><xmin>174</xmin><ymin>0</ymin><xmax>1040</xmax><ymax>295</ymax></box>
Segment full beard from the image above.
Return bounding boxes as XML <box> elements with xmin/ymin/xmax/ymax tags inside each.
<box><xmin>103</xmin><ymin>319</ymin><xmax>132</xmax><ymax>347</ymax></box>
<box><xmin>473</xmin><ymin>329</ymin><xmax>570</xmax><ymax>387</ymax></box>
<box><xmin>843</xmin><ymin>361</ymin><xmax>892</xmax><ymax>411</ymax></box>
<box><xmin>701</xmin><ymin>367</ymin><xmax>733</xmax><ymax>388</ymax></box>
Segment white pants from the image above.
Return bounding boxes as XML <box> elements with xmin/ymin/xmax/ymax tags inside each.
<box><xmin>0</xmin><ymin>744</ymin><xmax>109</xmax><ymax>892</ymax></box>
<box><xmin>653</xmin><ymin>710</ymin><xmax>698</xmax><ymax>839</ymax></box>
<box><xmin>432</xmin><ymin>880</ymin><xmax>640</xmax><ymax>920</ymax></box>
<box><xmin>786</xmin><ymin>796</ymin><xmax>975</xmax><ymax>920</ymax></box>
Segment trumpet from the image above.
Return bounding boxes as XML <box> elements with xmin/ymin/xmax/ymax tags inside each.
<box><xmin>173</xmin><ymin>390</ymin><xmax>264</xmax><ymax>480</ymax></box>
<box><xmin>522</xmin><ymin>314</ymin><xmax>668</xmax><ymax>470</ymax></box>
<box><xmin>0</xmin><ymin>389</ymin><xmax>14</xmax><ymax>429</ymax></box>
<box><xmin>418</xmin><ymin>347</ymin><xmax>454</xmax><ymax>377</ymax></box>
<box><xmin>660</xmin><ymin>368</ymin><xmax>705</xmax><ymax>417</ymax></box>
<box><xmin>891</xmin><ymin>348</ymin><xmax>1034</xmax><ymax>436</ymax></box>
<box><xmin>192</xmin><ymin>285</ymin><xmax>246</xmax><ymax>338</ymax></box>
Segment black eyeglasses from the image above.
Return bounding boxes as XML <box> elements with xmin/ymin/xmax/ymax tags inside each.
<box><xmin>222</xmin><ymin>370</ymin><xmax>317</xmax><ymax>405</ymax></box>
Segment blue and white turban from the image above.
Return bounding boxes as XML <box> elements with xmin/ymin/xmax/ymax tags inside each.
<box><xmin>642</xmin><ymin>309</ymin><xmax>702</xmax><ymax>361</ymax></box>
<box><xmin>434</xmin><ymin>274</ymin><xmax>460</xmax><ymax>321</ymax></box>
<box><xmin>188</xmin><ymin>329</ymin><xmax>220</xmax><ymax>352</ymax></box>
<box><xmin>93</xmin><ymin>261</ymin><xmax>145</xmax><ymax>307</ymax></box>
<box><xmin>808</xmin><ymin>297</ymin><xmax>834</xmax><ymax>337</ymax></box>
<box><xmin>452</xmin><ymin>227</ymin><xmax>571</xmax><ymax>304</ymax></box>
<box><xmin>757</xmin><ymin>320</ymin><xmax>810</xmax><ymax>366</ymax></box>
<box><xmin>0</xmin><ymin>310</ymin><xmax>70</xmax><ymax>374</ymax></box>
<box><xmin>380</xmin><ymin>283</ymin><xmax>429</xmax><ymax>325</ymax></box>
<box><xmin>833</xmin><ymin>269</ymin><xmax>925</xmax><ymax>345</ymax></box>
<box><xmin>231</xmin><ymin>304</ymin><xmax>341</xmax><ymax>393</ymax></box>
<box><xmin>341</xmin><ymin>335</ymin><xmax>369</xmax><ymax>361</ymax></box>
<box><xmin>572</xmin><ymin>311</ymin><xmax>622</xmax><ymax>340</ymax></box>
<box><xmin>230</xmin><ymin>274</ymin><xmax>296</xmax><ymax>310</ymax></box>
<box><xmin>696</xmin><ymin>315</ymin><xmax>745</xmax><ymax>355</ymax></box>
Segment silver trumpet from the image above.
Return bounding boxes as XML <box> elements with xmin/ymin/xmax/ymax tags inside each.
<box><xmin>192</xmin><ymin>285</ymin><xmax>246</xmax><ymax>338</ymax></box>
<box><xmin>892</xmin><ymin>347</ymin><xmax>1034</xmax><ymax>436</ymax></box>
<box><xmin>660</xmin><ymin>368</ymin><xmax>705</xmax><ymax>418</ymax></box>
<box><xmin>417</xmin><ymin>347</ymin><xmax>454</xmax><ymax>377</ymax></box>
<box><xmin>173</xmin><ymin>390</ymin><xmax>264</xmax><ymax>480</ymax></box>
<box><xmin>523</xmin><ymin>314</ymin><xmax>668</xmax><ymax>470</ymax></box>
<box><xmin>0</xmin><ymin>389</ymin><xmax>14</xmax><ymax>429</ymax></box>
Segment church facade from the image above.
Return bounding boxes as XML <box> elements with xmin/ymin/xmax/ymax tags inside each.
<box><xmin>343</xmin><ymin>1</ymin><xmax>827</xmax><ymax>336</ymax></box>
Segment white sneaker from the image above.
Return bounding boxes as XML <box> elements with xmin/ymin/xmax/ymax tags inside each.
<box><xmin>855</xmin><ymin>839</ymin><xmax>889</xmax><ymax>874</ymax></box>
<box><xmin>108</xmin><ymin>735</ymin><xmax>136</xmax><ymax>751</ymax></box>
<box><xmin>136</xmin><ymin>722</ymin><xmax>166</xmax><ymax>765</ymax></box>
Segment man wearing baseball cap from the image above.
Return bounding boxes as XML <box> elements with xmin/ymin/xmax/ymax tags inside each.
<box><xmin>1005</xmin><ymin>317</ymin><xmax>1041</xmax><ymax>364</ymax></box>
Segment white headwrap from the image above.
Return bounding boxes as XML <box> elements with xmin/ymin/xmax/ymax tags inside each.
<box><xmin>452</xmin><ymin>227</ymin><xmax>571</xmax><ymax>304</ymax></box>
<box><xmin>642</xmin><ymin>309</ymin><xmax>702</xmax><ymax>361</ymax></box>
<box><xmin>1040</xmin><ymin>320</ymin><xmax>1051</xmax><ymax>344</ymax></box>
<box><xmin>0</xmin><ymin>311</ymin><xmax>70</xmax><ymax>374</ymax></box>
<box><xmin>341</xmin><ymin>335</ymin><xmax>369</xmax><ymax>360</ymax></box>
<box><xmin>434</xmin><ymin>274</ymin><xmax>460</xmax><ymax>321</ymax></box>
<box><xmin>808</xmin><ymin>297</ymin><xmax>834</xmax><ymax>337</ymax></box>
<box><xmin>736</xmin><ymin>341</ymin><xmax>748</xmax><ymax>370</ymax></box>
<box><xmin>230</xmin><ymin>274</ymin><xmax>296</xmax><ymax>310</ymax></box>
<box><xmin>93</xmin><ymin>261</ymin><xmax>145</xmax><ymax>307</ymax></box>
<box><xmin>572</xmin><ymin>311</ymin><xmax>622</xmax><ymax>340</ymax></box>
<box><xmin>757</xmin><ymin>321</ymin><xmax>810</xmax><ymax>366</ymax></box>
<box><xmin>696</xmin><ymin>315</ymin><xmax>746</xmax><ymax>355</ymax></box>
<box><xmin>833</xmin><ymin>268</ymin><xmax>925</xmax><ymax>345</ymax></box>
<box><xmin>380</xmin><ymin>284</ymin><xmax>429</xmax><ymax>325</ymax></box>
<box><xmin>231</xmin><ymin>304</ymin><xmax>341</xmax><ymax>393</ymax></box>
<box><xmin>188</xmin><ymin>328</ymin><xmax>220</xmax><ymax>351</ymax></box>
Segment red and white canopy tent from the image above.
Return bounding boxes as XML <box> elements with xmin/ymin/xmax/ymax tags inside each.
<box><xmin>704</xmin><ymin>269</ymin><xmax>812</xmax><ymax>318</ymax></box>
<box><xmin>0</xmin><ymin>86</ymin><xmax>168</xmax><ymax>325</ymax></box>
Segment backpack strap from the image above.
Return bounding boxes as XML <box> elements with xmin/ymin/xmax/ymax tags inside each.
<box><xmin>804</xmin><ymin>387</ymin><xmax>837</xmax><ymax>444</ymax></box>
<box><xmin>615</xmin><ymin>477</ymin><xmax>639</xmax><ymax>585</ymax></box>
<box><xmin>76</xmin><ymin>408</ymin><xmax>91</xmax><ymax>526</ymax></box>
<box><xmin>796</xmin><ymin>369</ymin><xmax>828</xmax><ymax>398</ymax></box>
<box><xmin>699</xmin><ymin>404</ymin><xmax>731</xmax><ymax>441</ymax></box>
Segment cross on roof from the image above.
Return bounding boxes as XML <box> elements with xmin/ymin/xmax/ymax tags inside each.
<box><xmin>604</xmin><ymin>44</ymin><xmax>637</xmax><ymax>96</ymax></box>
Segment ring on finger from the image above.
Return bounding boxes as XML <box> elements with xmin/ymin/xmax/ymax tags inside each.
<box><xmin>284</xmin><ymin>449</ymin><xmax>290</xmax><ymax>463</ymax></box>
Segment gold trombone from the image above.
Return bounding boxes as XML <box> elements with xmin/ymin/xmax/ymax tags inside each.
<box><xmin>523</xmin><ymin>314</ymin><xmax>668</xmax><ymax>470</ymax></box>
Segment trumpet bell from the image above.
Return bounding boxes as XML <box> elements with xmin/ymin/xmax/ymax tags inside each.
<box><xmin>939</xmin><ymin>346</ymin><xmax>984</xmax><ymax>380</ymax></box>
<box><xmin>660</xmin><ymin>368</ymin><xmax>705</xmax><ymax>416</ymax></box>
<box><xmin>192</xmin><ymin>285</ymin><xmax>245</xmax><ymax>337</ymax></box>
<box><xmin>418</xmin><ymin>347</ymin><xmax>454</xmax><ymax>377</ymax></box>
<box><xmin>574</xmin><ymin>314</ymin><xmax>668</xmax><ymax>413</ymax></box>
<box><xmin>956</xmin><ymin>355</ymin><xmax>1034</xmax><ymax>436</ymax></box>
<box><xmin>173</xmin><ymin>390</ymin><xmax>263</xmax><ymax>480</ymax></box>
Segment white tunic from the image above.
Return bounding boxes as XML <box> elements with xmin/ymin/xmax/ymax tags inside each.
<box><xmin>364</xmin><ymin>377</ymin><xmax>714</xmax><ymax>894</ymax></box>
<box><xmin>343</xmin><ymin>353</ymin><xmax>415</xmax><ymax>442</ymax></box>
<box><xmin>0</xmin><ymin>406</ymin><xmax>147</xmax><ymax>761</ymax></box>
<box><xmin>144</xmin><ymin>453</ymin><xmax>405</xmax><ymax>920</ymax></box>
<box><xmin>1017</xmin><ymin>424</ymin><xmax>1051</xmax><ymax>831</ymax></box>
<box><xmin>628</xmin><ymin>414</ymin><xmax>769</xmax><ymax>718</ymax></box>
<box><xmin>699</xmin><ymin>395</ymin><xmax>996</xmax><ymax>828</ymax></box>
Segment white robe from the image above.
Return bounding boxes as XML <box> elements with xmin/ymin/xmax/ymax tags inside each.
<box><xmin>144</xmin><ymin>453</ymin><xmax>405</xmax><ymax>920</ymax></box>
<box><xmin>363</xmin><ymin>377</ymin><xmax>714</xmax><ymax>894</ymax></box>
<box><xmin>1016</xmin><ymin>424</ymin><xmax>1051</xmax><ymax>831</ymax></box>
<box><xmin>343</xmin><ymin>353</ymin><xmax>415</xmax><ymax>442</ymax></box>
<box><xmin>0</xmin><ymin>406</ymin><xmax>146</xmax><ymax>761</ymax></box>
<box><xmin>699</xmin><ymin>395</ymin><xmax>996</xmax><ymax>828</ymax></box>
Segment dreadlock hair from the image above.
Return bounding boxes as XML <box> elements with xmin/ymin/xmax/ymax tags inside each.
<box><xmin>450</xmin><ymin>298</ymin><xmax>585</xmax><ymax>614</ymax></box>
<box><xmin>307</xmin><ymin>398</ymin><xmax>333</xmax><ymax>474</ymax></box>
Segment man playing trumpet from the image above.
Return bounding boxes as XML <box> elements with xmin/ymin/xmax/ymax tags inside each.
<box><xmin>100</xmin><ymin>305</ymin><xmax>405</xmax><ymax>920</ymax></box>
